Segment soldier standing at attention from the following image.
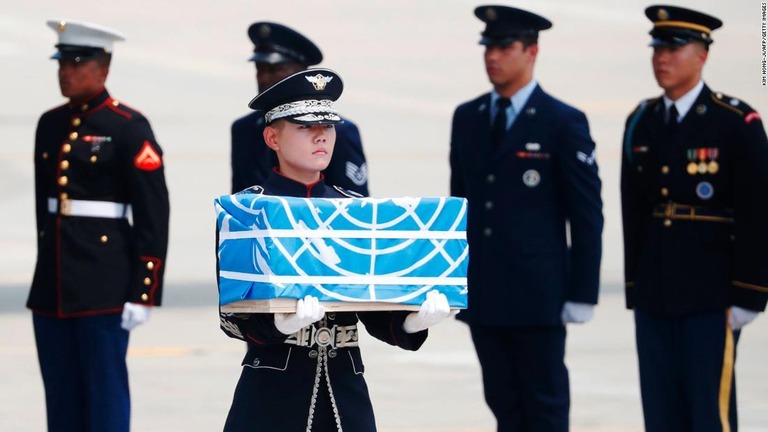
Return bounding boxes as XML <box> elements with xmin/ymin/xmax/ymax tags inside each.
<box><xmin>449</xmin><ymin>5</ymin><xmax>604</xmax><ymax>431</ymax></box>
<box><xmin>230</xmin><ymin>22</ymin><xmax>369</xmax><ymax>195</ymax></box>
<box><xmin>29</xmin><ymin>19</ymin><xmax>170</xmax><ymax>432</ymax></box>
<box><xmin>621</xmin><ymin>5</ymin><xmax>768</xmax><ymax>431</ymax></box>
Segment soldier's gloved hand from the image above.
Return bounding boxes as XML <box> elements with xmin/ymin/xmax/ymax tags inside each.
<box><xmin>561</xmin><ymin>301</ymin><xmax>595</xmax><ymax>324</ymax></box>
<box><xmin>274</xmin><ymin>295</ymin><xmax>326</xmax><ymax>335</ymax></box>
<box><xmin>403</xmin><ymin>290</ymin><xmax>453</xmax><ymax>334</ymax></box>
<box><xmin>729</xmin><ymin>306</ymin><xmax>760</xmax><ymax>331</ymax></box>
<box><xmin>121</xmin><ymin>302</ymin><xmax>152</xmax><ymax>331</ymax></box>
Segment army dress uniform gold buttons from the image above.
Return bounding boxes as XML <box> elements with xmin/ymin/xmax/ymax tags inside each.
<box><xmin>72</xmin><ymin>117</ymin><xmax>81</xmax><ymax>127</ymax></box>
<box><xmin>62</xmin><ymin>143</ymin><xmax>71</xmax><ymax>153</ymax></box>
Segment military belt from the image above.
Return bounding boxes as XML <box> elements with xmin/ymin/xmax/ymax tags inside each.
<box><xmin>652</xmin><ymin>202</ymin><xmax>734</xmax><ymax>223</ymax></box>
<box><xmin>47</xmin><ymin>197</ymin><xmax>132</xmax><ymax>219</ymax></box>
<box><xmin>284</xmin><ymin>324</ymin><xmax>359</xmax><ymax>349</ymax></box>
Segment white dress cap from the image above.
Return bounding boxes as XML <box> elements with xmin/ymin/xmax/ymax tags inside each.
<box><xmin>47</xmin><ymin>19</ymin><xmax>126</xmax><ymax>53</ymax></box>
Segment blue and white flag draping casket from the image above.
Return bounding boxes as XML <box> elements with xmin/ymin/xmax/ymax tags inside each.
<box><xmin>215</xmin><ymin>194</ymin><xmax>468</xmax><ymax>311</ymax></box>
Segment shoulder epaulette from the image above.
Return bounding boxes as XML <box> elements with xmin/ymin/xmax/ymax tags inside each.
<box><xmin>333</xmin><ymin>186</ymin><xmax>363</xmax><ymax>198</ymax></box>
<box><xmin>710</xmin><ymin>92</ymin><xmax>764</xmax><ymax>124</ymax></box>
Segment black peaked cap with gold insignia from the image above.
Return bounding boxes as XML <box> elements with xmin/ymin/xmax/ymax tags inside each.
<box><xmin>474</xmin><ymin>5</ymin><xmax>552</xmax><ymax>46</ymax></box>
<box><xmin>248</xmin><ymin>68</ymin><xmax>344</xmax><ymax>126</ymax></box>
<box><xmin>645</xmin><ymin>5</ymin><xmax>723</xmax><ymax>47</ymax></box>
<box><xmin>247</xmin><ymin>21</ymin><xmax>323</xmax><ymax>66</ymax></box>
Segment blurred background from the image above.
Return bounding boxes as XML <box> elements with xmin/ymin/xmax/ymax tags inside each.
<box><xmin>1</xmin><ymin>1</ymin><xmax>767</xmax><ymax>430</ymax></box>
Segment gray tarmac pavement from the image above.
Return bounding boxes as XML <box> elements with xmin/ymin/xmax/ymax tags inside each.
<box><xmin>2</xmin><ymin>283</ymin><xmax>768</xmax><ymax>431</ymax></box>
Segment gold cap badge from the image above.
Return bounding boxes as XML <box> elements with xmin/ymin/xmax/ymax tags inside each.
<box><xmin>657</xmin><ymin>9</ymin><xmax>669</xmax><ymax>21</ymax></box>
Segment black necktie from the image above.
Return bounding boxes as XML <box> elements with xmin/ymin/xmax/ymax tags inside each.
<box><xmin>666</xmin><ymin>104</ymin><xmax>679</xmax><ymax>132</ymax></box>
<box><xmin>492</xmin><ymin>98</ymin><xmax>511</xmax><ymax>149</ymax></box>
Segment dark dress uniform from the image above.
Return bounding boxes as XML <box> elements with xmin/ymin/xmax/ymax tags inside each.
<box><xmin>220</xmin><ymin>171</ymin><xmax>426</xmax><ymax>432</ymax></box>
<box><xmin>231</xmin><ymin>112</ymin><xmax>369</xmax><ymax>195</ymax></box>
<box><xmin>230</xmin><ymin>21</ymin><xmax>369</xmax><ymax>195</ymax></box>
<box><xmin>450</xmin><ymin>8</ymin><xmax>603</xmax><ymax>431</ymax></box>
<box><xmin>621</xmin><ymin>6</ymin><xmax>768</xmax><ymax>431</ymax></box>
<box><xmin>29</xmin><ymin>86</ymin><xmax>169</xmax><ymax>432</ymax></box>
<box><xmin>622</xmin><ymin>85</ymin><xmax>768</xmax><ymax>431</ymax></box>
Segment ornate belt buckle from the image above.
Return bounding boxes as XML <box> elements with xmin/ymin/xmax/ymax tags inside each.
<box><xmin>314</xmin><ymin>326</ymin><xmax>335</xmax><ymax>348</ymax></box>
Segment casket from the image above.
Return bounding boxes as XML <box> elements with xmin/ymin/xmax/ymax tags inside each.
<box><xmin>215</xmin><ymin>194</ymin><xmax>468</xmax><ymax>312</ymax></box>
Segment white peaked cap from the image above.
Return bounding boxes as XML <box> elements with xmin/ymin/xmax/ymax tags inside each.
<box><xmin>47</xmin><ymin>19</ymin><xmax>126</xmax><ymax>53</ymax></box>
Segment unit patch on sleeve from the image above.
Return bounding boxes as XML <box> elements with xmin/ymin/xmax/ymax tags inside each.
<box><xmin>134</xmin><ymin>140</ymin><xmax>163</xmax><ymax>171</ymax></box>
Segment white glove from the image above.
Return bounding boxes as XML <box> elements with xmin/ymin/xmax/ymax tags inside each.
<box><xmin>121</xmin><ymin>302</ymin><xmax>152</xmax><ymax>331</ymax></box>
<box><xmin>403</xmin><ymin>290</ymin><xmax>452</xmax><ymax>334</ymax></box>
<box><xmin>561</xmin><ymin>301</ymin><xmax>595</xmax><ymax>324</ymax></box>
<box><xmin>274</xmin><ymin>295</ymin><xmax>326</xmax><ymax>335</ymax></box>
<box><xmin>729</xmin><ymin>306</ymin><xmax>760</xmax><ymax>331</ymax></box>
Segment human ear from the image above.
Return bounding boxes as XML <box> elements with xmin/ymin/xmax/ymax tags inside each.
<box><xmin>263</xmin><ymin>125</ymin><xmax>280</xmax><ymax>151</ymax></box>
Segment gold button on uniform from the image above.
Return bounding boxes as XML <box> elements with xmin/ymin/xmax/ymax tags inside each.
<box><xmin>90</xmin><ymin>155</ymin><xmax>98</xmax><ymax>163</ymax></box>
<box><xmin>60</xmin><ymin>192</ymin><xmax>68</xmax><ymax>200</ymax></box>
<box><xmin>660</xmin><ymin>187</ymin><xmax>669</xmax><ymax>197</ymax></box>
<box><xmin>661</xmin><ymin>166</ymin><xmax>669</xmax><ymax>174</ymax></box>
<box><xmin>58</xmin><ymin>176</ymin><xmax>68</xmax><ymax>186</ymax></box>
<box><xmin>146</xmin><ymin>262</ymin><xmax>155</xmax><ymax>270</ymax></box>
<box><xmin>144</xmin><ymin>277</ymin><xmax>152</xmax><ymax>286</ymax></box>
<box><xmin>141</xmin><ymin>293</ymin><xmax>149</xmax><ymax>301</ymax></box>
<box><xmin>100</xmin><ymin>235</ymin><xmax>108</xmax><ymax>243</ymax></box>
<box><xmin>69</xmin><ymin>132</ymin><xmax>78</xmax><ymax>141</ymax></box>
<box><xmin>81</xmin><ymin>104</ymin><xmax>89</xmax><ymax>112</ymax></box>
<box><xmin>72</xmin><ymin>118</ymin><xmax>81</xmax><ymax>127</ymax></box>
<box><xmin>663</xmin><ymin>219</ymin><xmax>672</xmax><ymax>227</ymax></box>
<box><xmin>112</xmin><ymin>100</ymin><xmax>120</xmax><ymax>107</ymax></box>
<box><xmin>60</xmin><ymin>160</ymin><xmax>70</xmax><ymax>170</ymax></box>
<box><xmin>42</xmin><ymin>152</ymin><xmax>49</xmax><ymax>159</ymax></box>
<box><xmin>62</xmin><ymin>144</ymin><xmax>71</xmax><ymax>153</ymax></box>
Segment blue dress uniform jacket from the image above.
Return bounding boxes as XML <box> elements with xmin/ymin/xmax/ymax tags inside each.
<box><xmin>621</xmin><ymin>85</ymin><xmax>768</xmax><ymax>315</ymax></box>
<box><xmin>219</xmin><ymin>171</ymin><xmax>426</xmax><ymax>432</ymax></box>
<box><xmin>450</xmin><ymin>85</ymin><xmax>603</xmax><ymax>327</ymax></box>
<box><xmin>29</xmin><ymin>88</ymin><xmax>170</xmax><ymax>316</ymax></box>
<box><xmin>230</xmin><ymin>112</ymin><xmax>369</xmax><ymax>195</ymax></box>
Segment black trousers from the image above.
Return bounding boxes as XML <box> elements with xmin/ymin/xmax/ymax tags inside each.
<box><xmin>635</xmin><ymin>309</ymin><xmax>738</xmax><ymax>432</ymax></box>
<box><xmin>470</xmin><ymin>325</ymin><xmax>569</xmax><ymax>432</ymax></box>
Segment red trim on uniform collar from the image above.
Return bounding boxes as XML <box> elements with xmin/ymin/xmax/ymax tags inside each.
<box><xmin>273</xmin><ymin>168</ymin><xmax>325</xmax><ymax>198</ymax></box>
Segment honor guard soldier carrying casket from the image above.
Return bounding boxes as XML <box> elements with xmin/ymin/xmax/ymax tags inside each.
<box><xmin>230</xmin><ymin>22</ymin><xmax>369</xmax><ymax>195</ymax></box>
<box><xmin>621</xmin><ymin>5</ymin><xmax>768</xmax><ymax>431</ymax></box>
<box><xmin>218</xmin><ymin>68</ymin><xmax>452</xmax><ymax>432</ymax></box>
<box><xmin>28</xmin><ymin>19</ymin><xmax>169</xmax><ymax>432</ymax></box>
